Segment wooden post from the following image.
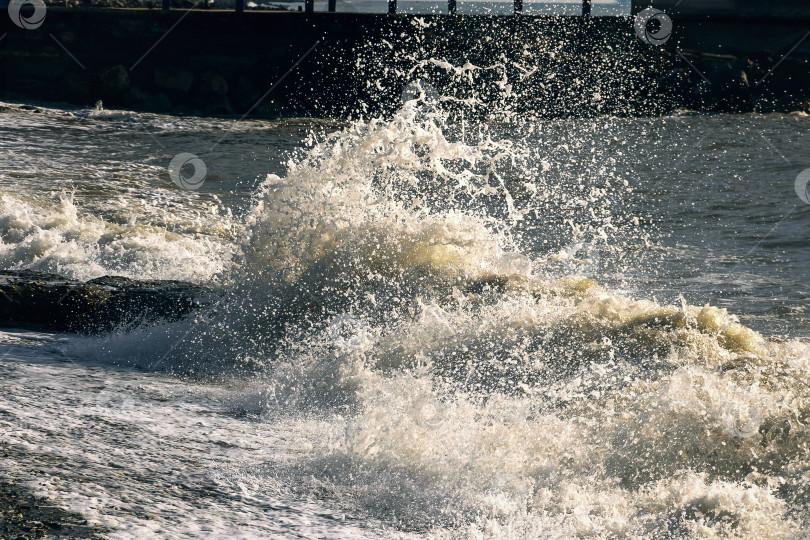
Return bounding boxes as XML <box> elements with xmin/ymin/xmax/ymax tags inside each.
<box><xmin>328</xmin><ymin>0</ymin><xmax>336</xmax><ymax>11</ymax></box>
<box><xmin>235</xmin><ymin>0</ymin><xmax>244</xmax><ymax>13</ymax></box>
<box><xmin>161</xmin><ymin>0</ymin><xmax>169</xmax><ymax>12</ymax></box>
<box><xmin>582</xmin><ymin>0</ymin><xmax>591</xmax><ymax>17</ymax></box>
<box><xmin>388</xmin><ymin>0</ymin><xmax>396</xmax><ymax>13</ymax></box>
<box><xmin>448</xmin><ymin>0</ymin><xmax>456</xmax><ymax>14</ymax></box>
<box><xmin>514</xmin><ymin>0</ymin><xmax>522</xmax><ymax>14</ymax></box>
<box><xmin>305</xmin><ymin>0</ymin><xmax>314</xmax><ymax>12</ymax></box>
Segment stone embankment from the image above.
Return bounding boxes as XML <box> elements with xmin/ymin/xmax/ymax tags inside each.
<box><xmin>1</xmin><ymin>8</ymin><xmax>808</xmax><ymax>117</ymax></box>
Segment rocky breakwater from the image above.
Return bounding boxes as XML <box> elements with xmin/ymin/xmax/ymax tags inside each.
<box><xmin>1</xmin><ymin>8</ymin><xmax>366</xmax><ymax>116</ymax></box>
<box><xmin>646</xmin><ymin>50</ymin><xmax>810</xmax><ymax>113</ymax></box>
<box><xmin>0</xmin><ymin>8</ymin><xmax>809</xmax><ymax>116</ymax></box>
<box><xmin>650</xmin><ymin>13</ymin><xmax>810</xmax><ymax>113</ymax></box>
<box><xmin>0</xmin><ymin>271</ymin><xmax>210</xmax><ymax>332</ymax></box>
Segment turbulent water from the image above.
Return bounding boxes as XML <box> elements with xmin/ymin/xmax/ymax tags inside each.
<box><xmin>1</xmin><ymin>64</ymin><xmax>810</xmax><ymax>539</ymax></box>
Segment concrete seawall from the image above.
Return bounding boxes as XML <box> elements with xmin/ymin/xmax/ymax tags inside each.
<box><xmin>1</xmin><ymin>8</ymin><xmax>808</xmax><ymax>116</ymax></box>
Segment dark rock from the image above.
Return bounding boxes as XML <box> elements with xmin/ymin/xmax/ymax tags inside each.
<box><xmin>123</xmin><ymin>85</ymin><xmax>150</xmax><ymax>105</ymax></box>
<box><xmin>698</xmin><ymin>53</ymin><xmax>737</xmax><ymax>73</ymax></box>
<box><xmin>0</xmin><ymin>271</ymin><xmax>211</xmax><ymax>333</ymax></box>
<box><xmin>204</xmin><ymin>95</ymin><xmax>235</xmax><ymax>115</ymax></box>
<box><xmin>153</xmin><ymin>67</ymin><xmax>195</xmax><ymax>93</ymax></box>
<box><xmin>654</xmin><ymin>68</ymin><xmax>691</xmax><ymax>100</ymax></box>
<box><xmin>173</xmin><ymin>104</ymin><xmax>196</xmax><ymax>116</ymax></box>
<box><xmin>200</xmin><ymin>70</ymin><xmax>229</xmax><ymax>96</ymax></box>
<box><xmin>760</xmin><ymin>57</ymin><xmax>810</xmax><ymax>97</ymax></box>
<box><xmin>713</xmin><ymin>68</ymin><xmax>749</xmax><ymax>90</ymax></box>
<box><xmin>231</xmin><ymin>75</ymin><xmax>261</xmax><ymax>111</ymax></box>
<box><xmin>60</xmin><ymin>71</ymin><xmax>93</xmax><ymax>102</ymax></box>
<box><xmin>251</xmin><ymin>98</ymin><xmax>285</xmax><ymax>117</ymax></box>
<box><xmin>99</xmin><ymin>64</ymin><xmax>130</xmax><ymax>93</ymax></box>
<box><xmin>709</xmin><ymin>67</ymin><xmax>752</xmax><ymax>112</ymax></box>
<box><xmin>137</xmin><ymin>92</ymin><xmax>173</xmax><ymax>113</ymax></box>
<box><xmin>690</xmin><ymin>79</ymin><xmax>715</xmax><ymax>109</ymax></box>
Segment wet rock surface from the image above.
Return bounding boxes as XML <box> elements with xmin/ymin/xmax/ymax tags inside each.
<box><xmin>0</xmin><ymin>473</ymin><xmax>107</xmax><ymax>539</ymax></box>
<box><xmin>0</xmin><ymin>271</ymin><xmax>211</xmax><ymax>333</ymax></box>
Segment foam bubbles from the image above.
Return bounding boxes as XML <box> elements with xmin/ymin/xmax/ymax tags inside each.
<box><xmin>210</xmin><ymin>90</ymin><xmax>810</xmax><ymax>536</ymax></box>
<box><xmin>0</xmin><ymin>192</ymin><xmax>234</xmax><ymax>282</ymax></box>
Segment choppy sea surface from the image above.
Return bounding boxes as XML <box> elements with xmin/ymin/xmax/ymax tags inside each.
<box><xmin>1</xmin><ymin>95</ymin><xmax>809</xmax><ymax>538</ymax></box>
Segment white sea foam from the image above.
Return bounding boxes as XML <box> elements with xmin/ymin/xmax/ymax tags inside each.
<box><xmin>2</xmin><ymin>53</ymin><xmax>809</xmax><ymax>538</ymax></box>
<box><xmin>212</xmin><ymin>98</ymin><xmax>810</xmax><ymax>536</ymax></box>
<box><xmin>0</xmin><ymin>191</ymin><xmax>235</xmax><ymax>282</ymax></box>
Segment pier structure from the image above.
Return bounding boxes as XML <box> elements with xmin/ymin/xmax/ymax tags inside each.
<box><xmin>143</xmin><ymin>0</ymin><xmax>809</xmax><ymax>20</ymax></box>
